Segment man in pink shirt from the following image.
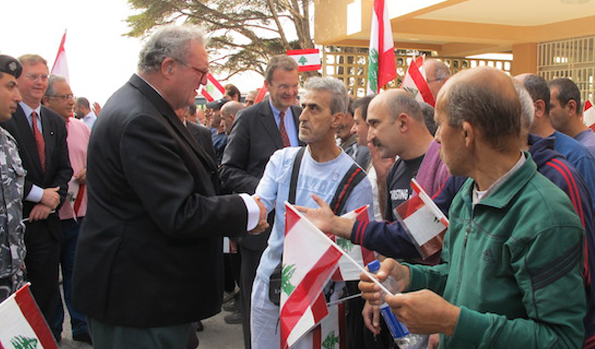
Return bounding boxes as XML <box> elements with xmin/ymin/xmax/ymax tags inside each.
<box><xmin>43</xmin><ymin>74</ymin><xmax>91</xmax><ymax>345</ymax></box>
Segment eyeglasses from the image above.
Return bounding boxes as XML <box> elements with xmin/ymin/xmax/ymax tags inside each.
<box><xmin>426</xmin><ymin>78</ymin><xmax>445</xmax><ymax>84</ymax></box>
<box><xmin>24</xmin><ymin>74</ymin><xmax>49</xmax><ymax>82</ymax></box>
<box><xmin>48</xmin><ymin>94</ymin><xmax>75</xmax><ymax>101</ymax></box>
<box><xmin>179</xmin><ymin>61</ymin><xmax>209</xmax><ymax>81</ymax></box>
<box><xmin>271</xmin><ymin>83</ymin><xmax>299</xmax><ymax>91</ymax></box>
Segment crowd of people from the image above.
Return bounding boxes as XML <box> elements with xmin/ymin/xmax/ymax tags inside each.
<box><xmin>0</xmin><ymin>22</ymin><xmax>594</xmax><ymax>349</ymax></box>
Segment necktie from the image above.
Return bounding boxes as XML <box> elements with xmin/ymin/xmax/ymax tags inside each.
<box><xmin>279</xmin><ymin>111</ymin><xmax>291</xmax><ymax>148</ymax></box>
<box><xmin>31</xmin><ymin>111</ymin><xmax>46</xmax><ymax>172</ymax></box>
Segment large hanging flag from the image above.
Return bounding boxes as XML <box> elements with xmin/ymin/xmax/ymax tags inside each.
<box><xmin>584</xmin><ymin>100</ymin><xmax>595</xmax><ymax>131</ymax></box>
<box><xmin>51</xmin><ymin>30</ymin><xmax>69</xmax><ymax>83</ymax></box>
<box><xmin>199</xmin><ymin>73</ymin><xmax>225</xmax><ymax>102</ymax></box>
<box><xmin>330</xmin><ymin>206</ymin><xmax>375</xmax><ymax>281</ymax></box>
<box><xmin>401</xmin><ymin>56</ymin><xmax>436</xmax><ymax>107</ymax></box>
<box><xmin>0</xmin><ymin>284</ymin><xmax>58</xmax><ymax>349</ymax></box>
<box><xmin>287</xmin><ymin>49</ymin><xmax>322</xmax><ymax>72</ymax></box>
<box><xmin>367</xmin><ymin>0</ymin><xmax>396</xmax><ymax>94</ymax></box>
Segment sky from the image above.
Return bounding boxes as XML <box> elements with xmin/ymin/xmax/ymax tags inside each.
<box><xmin>0</xmin><ymin>0</ymin><xmax>263</xmax><ymax>106</ymax></box>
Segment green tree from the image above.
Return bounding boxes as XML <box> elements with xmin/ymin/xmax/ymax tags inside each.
<box><xmin>126</xmin><ymin>0</ymin><xmax>315</xmax><ymax>79</ymax></box>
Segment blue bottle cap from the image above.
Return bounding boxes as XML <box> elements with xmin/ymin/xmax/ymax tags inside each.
<box><xmin>367</xmin><ymin>260</ymin><xmax>381</xmax><ymax>273</ymax></box>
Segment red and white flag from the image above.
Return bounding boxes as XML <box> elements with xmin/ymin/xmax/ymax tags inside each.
<box><xmin>287</xmin><ymin>49</ymin><xmax>322</xmax><ymax>72</ymax></box>
<box><xmin>331</xmin><ymin>206</ymin><xmax>375</xmax><ymax>281</ymax></box>
<box><xmin>394</xmin><ymin>179</ymin><xmax>448</xmax><ymax>259</ymax></box>
<box><xmin>0</xmin><ymin>284</ymin><xmax>58</xmax><ymax>349</ymax></box>
<box><xmin>584</xmin><ymin>100</ymin><xmax>595</xmax><ymax>131</ymax></box>
<box><xmin>311</xmin><ymin>303</ymin><xmax>346</xmax><ymax>349</ymax></box>
<box><xmin>51</xmin><ymin>30</ymin><xmax>69</xmax><ymax>83</ymax></box>
<box><xmin>280</xmin><ymin>203</ymin><xmax>343</xmax><ymax>349</ymax></box>
<box><xmin>199</xmin><ymin>73</ymin><xmax>225</xmax><ymax>102</ymax></box>
<box><xmin>367</xmin><ymin>0</ymin><xmax>396</xmax><ymax>94</ymax></box>
<box><xmin>401</xmin><ymin>56</ymin><xmax>435</xmax><ymax>107</ymax></box>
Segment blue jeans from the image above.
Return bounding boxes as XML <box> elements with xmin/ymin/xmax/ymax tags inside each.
<box><xmin>53</xmin><ymin>218</ymin><xmax>88</xmax><ymax>336</ymax></box>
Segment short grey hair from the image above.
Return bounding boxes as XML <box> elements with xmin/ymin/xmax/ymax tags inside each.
<box><xmin>514</xmin><ymin>81</ymin><xmax>535</xmax><ymax>132</ymax></box>
<box><xmin>45</xmin><ymin>74</ymin><xmax>68</xmax><ymax>97</ymax></box>
<box><xmin>304</xmin><ymin>77</ymin><xmax>348</xmax><ymax>115</ymax></box>
<box><xmin>138</xmin><ymin>25</ymin><xmax>207</xmax><ymax>73</ymax></box>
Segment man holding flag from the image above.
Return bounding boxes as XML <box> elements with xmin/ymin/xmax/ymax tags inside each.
<box><xmin>221</xmin><ymin>55</ymin><xmax>303</xmax><ymax>348</ymax></box>
<box><xmin>250</xmin><ymin>77</ymin><xmax>373</xmax><ymax>349</ymax></box>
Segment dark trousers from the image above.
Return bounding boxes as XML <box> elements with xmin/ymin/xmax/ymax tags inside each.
<box><xmin>88</xmin><ymin>317</ymin><xmax>193</xmax><ymax>349</ymax></box>
<box><xmin>24</xmin><ymin>221</ymin><xmax>61</xmax><ymax>337</ymax></box>
<box><xmin>53</xmin><ymin>218</ymin><xmax>88</xmax><ymax>336</ymax></box>
<box><xmin>239</xmin><ymin>245</ymin><xmax>264</xmax><ymax>349</ymax></box>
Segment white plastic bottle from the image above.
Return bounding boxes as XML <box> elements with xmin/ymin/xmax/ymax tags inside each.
<box><xmin>367</xmin><ymin>260</ymin><xmax>425</xmax><ymax>349</ymax></box>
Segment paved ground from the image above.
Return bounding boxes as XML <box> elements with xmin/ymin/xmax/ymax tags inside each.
<box><xmin>58</xmin><ymin>303</ymin><xmax>244</xmax><ymax>349</ymax></box>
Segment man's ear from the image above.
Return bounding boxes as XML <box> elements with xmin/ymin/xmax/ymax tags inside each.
<box><xmin>397</xmin><ymin>113</ymin><xmax>409</xmax><ymax>132</ymax></box>
<box><xmin>462</xmin><ymin>121</ymin><xmax>474</xmax><ymax>147</ymax></box>
<box><xmin>41</xmin><ymin>96</ymin><xmax>50</xmax><ymax>107</ymax></box>
<box><xmin>161</xmin><ymin>58</ymin><xmax>176</xmax><ymax>77</ymax></box>
<box><xmin>567</xmin><ymin>99</ymin><xmax>579</xmax><ymax>117</ymax></box>
<box><xmin>331</xmin><ymin>112</ymin><xmax>344</xmax><ymax>128</ymax></box>
<box><xmin>534</xmin><ymin>99</ymin><xmax>546</xmax><ymax>119</ymax></box>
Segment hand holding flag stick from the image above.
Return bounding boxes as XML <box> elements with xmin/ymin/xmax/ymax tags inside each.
<box><xmin>290</xmin><ymin>201</ymin><xmax>393</xmax><ymax>296</ymax></box>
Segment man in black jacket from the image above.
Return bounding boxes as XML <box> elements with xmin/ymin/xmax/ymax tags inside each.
<box><xmin>71</xmin><ymin>25</ymin><xmax>266</xmax><ymax>349</ymax></box>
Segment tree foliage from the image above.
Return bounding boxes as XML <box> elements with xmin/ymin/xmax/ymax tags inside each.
<box><xmin>126</xmin><ymin>0</ymin><xmax>315</xmax><ymax>79</ymax></box>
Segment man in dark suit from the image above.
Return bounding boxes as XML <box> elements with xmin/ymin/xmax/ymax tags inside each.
<box><xmin>220</xmin><ymin>55</ymin><xmax>302</xmax><ymax>349</ymax></box>
<box><xmin>0</xmin><ymin>54</ymin><xmax>72</xmax><ymax>340</ymax></box>
<box><xmin>71</xmin><ymin>25</ymin><xmax>267</xmax><ymax>349</ymax></box>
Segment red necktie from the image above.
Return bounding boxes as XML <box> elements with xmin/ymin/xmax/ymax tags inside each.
<box><xmin>279</xmin><ymin>111</ymin><xmax>291</xmax><ymax>148</ymax></box>
<box><xmin>31</xmin><ymin>111</ymin><xmax>46</xmax><ymax>172</ymax></box>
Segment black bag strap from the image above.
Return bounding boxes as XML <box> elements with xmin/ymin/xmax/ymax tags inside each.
<box><xmin>329</xmin><ymin>163</ymin><xmax>367</xmax><ymax>215</ymax></box>
<box><xmin>288</xmin><ymin>147</ymin><xmax>306</xmax><ymax>204</ymax></box>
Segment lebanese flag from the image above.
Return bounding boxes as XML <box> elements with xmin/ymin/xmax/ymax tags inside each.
<box><xmin>394</xmin><ymin>179</ymin><xmax>448</xmax><ymax>259</ymax></box>
<box><xmin>0</xmin><ymin>284</ymin><xmax>58</xmax><ymax>349</ymax></box>
<box><xmin>51</xmin><ymin>30</ymin><xmax>69</xmax><ymax>83</ymax></box>
<box><xmin>287</xmin><ymin>49</ymin><xmax>322</xmax><ymax>72</ymax></box>
<box><xmin>367</xmin><ymin>0</ymin><xmax>396</xmax><ymax>94</ymax></box>
<box><xmin>584</xmin><ymin>100</ymin><xmax>595</xmax><ymax>131</ymax></box>
<box><xmin>199</xmin><ymin>73</ymin><xmax>225</xmax><ymax>102</ymax></box>
<box><xmin>280</xmin><ymin>203</ymin><xmax>343</xmax><ymax>349</ymax></box>
<box><xmin>311</xmin><ymin>303</ymin><xmax>346</xmax><ymax>349</ymax></box>
<box><xmin>330</xmin><ymin>206</ymin><xmax>376</xmax><ymax>281</ymax></box>
<box><xmin>401</xmin><ymin>56</ymin><xmax>435</xmax><ymax>107</ymax></box>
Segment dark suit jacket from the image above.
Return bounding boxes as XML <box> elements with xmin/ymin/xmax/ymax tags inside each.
<box><xmin>220</xmin><ymin>100</ymin><xmax>302</xmax><ymax>251</ymax></box>
<box><xmin>72</xmin><ymin>74</ymin><xmax>249</xmax><ymax>327</ymax></box>
<box><xmin>1</xmin><ymin>105</ymin><xmax>72</xmax><ymax>238</ymax></box>
<box><xmin>187</xmin><ymin>121</ymin><xmax>217</xmax><ymax>169</ymax></box>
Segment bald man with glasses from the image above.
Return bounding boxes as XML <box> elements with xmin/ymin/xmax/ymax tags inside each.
<box><xmin>0</xmin><ymin>54</ymin><xmax>72</xmax><ymax>342</ymax></box>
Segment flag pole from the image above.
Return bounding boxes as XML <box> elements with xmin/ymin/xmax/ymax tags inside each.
<box><xmin>285</xmin><ymin>202</ymin><xmax>394</xmax><ymax>296</ymax></box>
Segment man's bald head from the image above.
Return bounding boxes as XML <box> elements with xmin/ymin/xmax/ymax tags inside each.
<box><xmin>423</xmin><ymin>59</ymin><xmax>450</xmax><ymax>99</ymax></box>
<box><xmin>370</xmin><ymin>89</ymin><xmax>423</xmax><ymax>124</ymax></box>
<box><xmin>437</xmin><ymin>66</ymin><xmax>521</xmax><ymax>152</ymax></box>
<box><xmin>221</xmin><ymin>101</ymin><xmax>244</xmax><ymax>134</ymax></box>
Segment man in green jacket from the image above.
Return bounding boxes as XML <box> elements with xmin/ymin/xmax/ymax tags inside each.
<box><xmin>360</xmin><ymin>66</ymin><xmax>586</xmax><ymax>348</ymax></box>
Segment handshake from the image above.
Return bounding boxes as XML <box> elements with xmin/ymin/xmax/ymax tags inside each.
<box><xmin>249</xmin><ymin>196</ymin><xmax>269</xmax><ymax>235</ymax></box>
